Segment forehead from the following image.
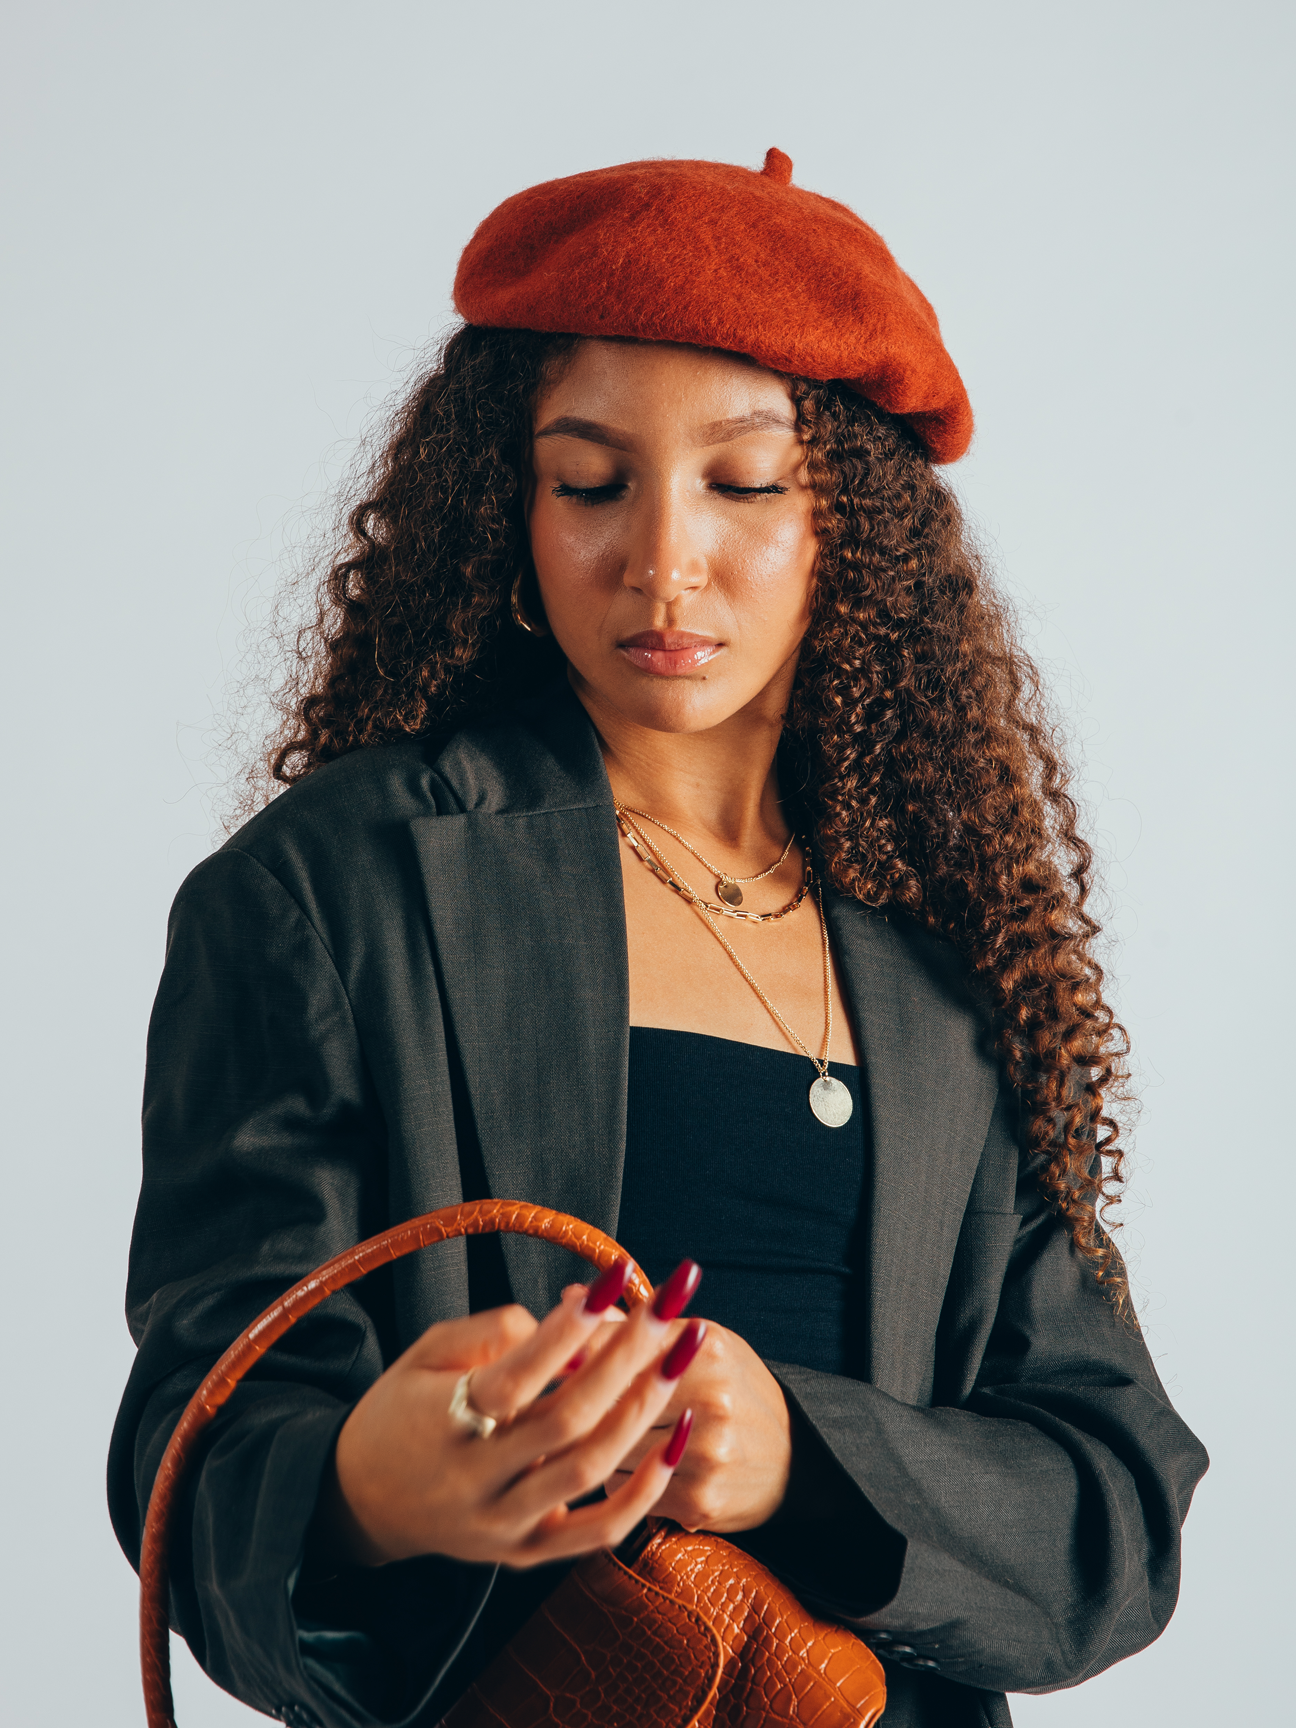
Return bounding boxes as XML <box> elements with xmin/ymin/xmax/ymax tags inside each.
<box><xmin>534</xmin><ymin>339</ymin><xmax>798</xmax><ymax>437</ymax></box>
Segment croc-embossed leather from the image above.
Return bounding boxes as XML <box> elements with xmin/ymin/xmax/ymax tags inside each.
<box><xmin>440</xmin><ymin>1526</ymin><xmax>887</xmax><ymax>1727</ymax></box>
<box><xmin>139</xmin><ymin>1200</ymin><xmax>885</xmax><ymax>1728</ymax></box>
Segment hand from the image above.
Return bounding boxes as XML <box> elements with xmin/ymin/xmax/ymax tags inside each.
<box><xmin>313</xmin><ymin>1258</ymin><xmax>705</xmax><ymax>1570</ymax></box>
<box><xmin>609</xmin><ymin>1319</ymin><xmax>793</xmax><ymax>1534</ymax></box>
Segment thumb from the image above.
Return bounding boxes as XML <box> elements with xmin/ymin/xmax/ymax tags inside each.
<box><xmin>399</xmin><ymin>1302</ymin><xmax>537</xmax><ymax>1373</ymax></box>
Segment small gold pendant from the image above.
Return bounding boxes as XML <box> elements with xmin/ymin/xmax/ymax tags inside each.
<box><xmin>716</xmin><ymin>879</ymin><xmax>744</xmax><ymax>908</ymax></box>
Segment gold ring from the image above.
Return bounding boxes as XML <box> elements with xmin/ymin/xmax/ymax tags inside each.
<box><xmin>448</xmin><ymin>1370</ymin><xmax>498</xmax><ymax>1439</ymax></box>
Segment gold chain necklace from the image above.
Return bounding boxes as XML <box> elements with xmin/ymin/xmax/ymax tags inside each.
<box><xmin>613</xmin><ymin>802</ymin><xmax>796</xmax><ymax>909</ymax></box>
<box><xmin>614</xmin><ymin>805</ymin><xmax>854</xmax><ymax>1128</ymax></box>
<box><xmin>615</xmin><ymin>806</ymin><xmax>810</xmax><ymax>924</ymax></box>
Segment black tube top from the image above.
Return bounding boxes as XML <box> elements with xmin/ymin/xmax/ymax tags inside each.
<box><xmin>616</xmin><ymin>1028</ymin><xmax>869</xmax><ymax>1377</ymax></box>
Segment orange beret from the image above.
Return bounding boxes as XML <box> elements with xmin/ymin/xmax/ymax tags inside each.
<box><xmin>454</xmin><ymin>148</ymin><xmax>972</xmax><ymax>463</ymax></box>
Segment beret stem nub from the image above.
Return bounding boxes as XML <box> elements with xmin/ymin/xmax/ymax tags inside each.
<box><xmin>761</xmin><ymin>147</ymin><xmax>793</xmax><ymax>185</ymax></box>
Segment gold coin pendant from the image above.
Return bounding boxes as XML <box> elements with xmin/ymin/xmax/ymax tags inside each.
<box><xmin>716</xmin><ymin>879</ymin><xmax>744</xmax><ymax>908</ymax></box>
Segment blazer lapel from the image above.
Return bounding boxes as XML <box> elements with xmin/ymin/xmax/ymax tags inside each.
<box><xmin>410</xmin><ymin>795</ymin><xmax>630</xmax><ymax>1317</ymax></box>
<box><xmin>826</xmin><ymin>895</ymin><xmax>1000</xmax><ymax>1404</ymax></box>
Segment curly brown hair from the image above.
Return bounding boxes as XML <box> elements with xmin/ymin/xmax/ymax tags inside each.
<box><xmin>266</xmin><ymin>324</ymin><xmax>1130</xmax><ymax>1299</ymax></box>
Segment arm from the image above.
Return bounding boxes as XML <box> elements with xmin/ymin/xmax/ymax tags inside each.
<box><xmin>772</xmin><ymin>1096</ymin><xmax>1210</xmax><ymax>1694</ymax></box>
<box><xmin>107</xmin><ymin>848</ymin><xmax>488</xmax><ymax>1727</ymax></box>
<box><xmin>110</xmin><ymin>847</ymin><xmax>704</xmax><ymax>1726</ymax></box>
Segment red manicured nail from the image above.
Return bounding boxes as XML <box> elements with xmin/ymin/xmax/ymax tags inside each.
<box><xmin>562</xmin><ymin>1352</ymin><xmax>586</xmax><ymax>1374</ymax></box>
<box><xmin>651</xmin><ymin>1259</ymin><xmax>702</xmax><ymax>1322</ymax></box>
<box><xmin>583</xmin><ymin>1256</ymin><xmax>633</xmax><ymax>1316</ymax></box>
<box><xmin>661</xmin><ymin>1318</ymin><xmax>707</xmax><ymax>1380</ymax></box>
<box><xmin>664</xmin><ymin>1408</ymin><xmax>693</xmax><ymax>1469</ymax></box>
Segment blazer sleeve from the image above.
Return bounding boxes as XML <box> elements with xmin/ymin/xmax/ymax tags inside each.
<box><xmin>769</xmin><ymin>1094</ymin><xmax>1210</xmax><ymax>1697</ymax></box>
<box><xmin>107</xmin><ymin>848</ymin><xmax>493</xmax><ymax>1728</ymax></box>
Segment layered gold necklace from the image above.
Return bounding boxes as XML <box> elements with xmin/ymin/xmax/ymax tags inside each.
<box><xmin>613</xmin><ymin>801</ymin><xmax>854</xmax><ymax>1129</ymax></box>
<box><xmin>615</xmin><ymin>803</ymin><xmax>797</xmax><ymax>910</ymax></box>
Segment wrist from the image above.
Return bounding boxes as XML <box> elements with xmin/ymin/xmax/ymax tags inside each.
<box><xmin>306</xmin><ymin>1434</ymin><xmax>391</xmax><ymax>1570</ymax></box>
<box><xmin>757</xmin><ymin>1394</ymin><xmax>825</xmax><ymax>1531</ymax></box>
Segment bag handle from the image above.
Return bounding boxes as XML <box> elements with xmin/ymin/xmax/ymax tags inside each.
<box><xmin>139</xmin><ymin>1199</ymin><xmax>651</xmax><ymax>1728</ymax></box>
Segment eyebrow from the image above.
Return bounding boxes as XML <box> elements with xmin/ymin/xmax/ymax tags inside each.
<box><xmin>533</xmin><ymin>409</ymin><xmax>798</xmax><ymax>450</ymax></box>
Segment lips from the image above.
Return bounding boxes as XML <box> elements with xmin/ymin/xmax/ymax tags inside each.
<box><xmin>618</xmin><ymin>630</ymin><xmax>722</xmax><ymax>677</ymax></box>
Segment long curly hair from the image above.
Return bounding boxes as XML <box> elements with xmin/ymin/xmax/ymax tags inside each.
<box><xmin>265</xmin><ymin>324</ymin><xmax>1130</xmax><ymax>1300</ymax></box>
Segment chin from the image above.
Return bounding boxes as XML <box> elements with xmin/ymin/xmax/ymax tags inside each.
<box><xmin>585</xmin><ymin>666</ymin><xmax>748</xmax><ymax>736</ymax></box>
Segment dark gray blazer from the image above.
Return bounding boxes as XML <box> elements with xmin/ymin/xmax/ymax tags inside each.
<box><xmin>109</xmin><ymin>684</ymin><xmax>1208</xmax><ymax>1728</ymax></box>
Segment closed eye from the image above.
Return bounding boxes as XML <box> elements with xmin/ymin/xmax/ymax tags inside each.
<box><xmin>551</xmin><ymin>480</ymin><xmax>789</xmax><ymax>505</ymax></box>
<box><xmin>552</xmin><ymin>482</ymin><xmax>626</xmax><ymax>505</ymax></box>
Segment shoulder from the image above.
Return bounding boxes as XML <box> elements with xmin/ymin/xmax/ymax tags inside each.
<box><xmin>224</xmin><ymin>678</ymin><xmax>601</xmax><ymax>860</ymax></box>
<box><xmin>224</xmin><ymin>739</ymin><xmax>450</xmax><ymax>876</ymax></box>
<box><xmin>170</xmin><ymin>682</ymin><xmax>604</xmax><ymax>929</ymax></box>
<box><xmin>158</xmin><ymin>742</ymin><xmax>445</xmax><ymax>954</ymax></box>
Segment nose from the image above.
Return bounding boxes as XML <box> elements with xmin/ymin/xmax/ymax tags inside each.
<box><xmin>624</xmin><ymin>489</ymin><xmax>706</xmax><ymax>606</ymax></box>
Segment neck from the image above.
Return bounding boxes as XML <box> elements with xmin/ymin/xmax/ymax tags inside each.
<box><xmin>571</xmin><ymin>672</ymin><xmax>792</xmax><ymax>853</ymax></box>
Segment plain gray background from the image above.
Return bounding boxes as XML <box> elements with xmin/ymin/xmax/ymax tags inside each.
<box><xmin>2</xmin><ymin>2</ymin><xmax>1291</xmax><ymax>1722</ymax></box>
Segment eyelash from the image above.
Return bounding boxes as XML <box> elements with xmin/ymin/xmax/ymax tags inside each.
<box><xmin>551</xmin><ymin>481</ymin><xmax>788</xmax><ymax>505</ymax></box>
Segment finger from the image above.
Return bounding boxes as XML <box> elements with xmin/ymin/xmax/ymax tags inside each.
<box><xmin>504</xmin><ymin>1321</ymin><xmax>707</xmax><ymax>1522</ymax></box>
<box><xmin>517</xmin><ymin>1412</ymin><xmax>694</xmax><ymax>1563</ymax></box>
<box><xmin>560</xmin><ymin>1284</ymin><xmax>629</xmax><ymax>1324</ymax></box>
<box><xmin>470</xmin><ymin>1256</ymin><xmax>635</xmax><ymax>1419</ymax></box>
<box><xmin>559</xmin><ymin>1287</ymin><xmax>629</xmax><ymax>1345</ymax></box>
<box><xmin>602</xmin><ymin>1361</ymin><xmax>693</xmax><ymax>1469</ymax></box>
<box><xmin>509</xmin><ymin>1260</ymin><xmax>700</xmax><ymax>1450</ymax></box>
<box><xmin>607</xmin><ymin>1417</ymin><xmax>674</xmax><ymax>1476</ymax></box>
<box><xmin>600</xmin><ymin>1302</ymin><xmax>715</xmax><ymax>1467</ymax></box>
<box><xmin>557</xmin><ymin>1308</ymin><xmax>628</xmax><ymax>1378</ymax></box>
<box><xmin>399</xmin><ymin>1304</ymin><xmax>537</xmax><ymax>1372</ymax></box>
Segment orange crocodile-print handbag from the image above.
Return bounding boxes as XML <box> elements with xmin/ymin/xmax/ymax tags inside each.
<box><xmin>139</xmin><ymin>1201</ymin><xmax>886</xmax><ymax>1728</ymax></box>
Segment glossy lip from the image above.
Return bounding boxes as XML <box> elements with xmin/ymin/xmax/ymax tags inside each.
<box><xmin>618</xmin><ymin>630</ymin><xmax>723</xmax><ymax>677</ymax></box>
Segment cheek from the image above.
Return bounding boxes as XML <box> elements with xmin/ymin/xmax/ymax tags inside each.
<box><xmin>722</xmin><ymin>510</ymin><xmax>818</xmax><ymax>611</ymax></box>
<box><xmin>529</xmin><ymin>500</ymin><xmax>619</xmax><ymax>592</ymax></box>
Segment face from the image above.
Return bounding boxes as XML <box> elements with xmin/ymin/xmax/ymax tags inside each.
<box><xmin>527</xmin><ymin>341</ymin><xmax>818</xmax><ymax>737</ymax></box>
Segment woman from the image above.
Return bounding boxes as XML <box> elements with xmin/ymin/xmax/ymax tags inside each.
<box><xmin>110</xmin><ymin>151</ymin><xmax>1207</xmax><ymax>1728</ymax></box>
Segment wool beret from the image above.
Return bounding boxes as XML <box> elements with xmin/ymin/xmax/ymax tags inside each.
<box><xmin>454</xmin><ymin>148</ymin><xmax>972</xmax><ymax>463</ymax></box>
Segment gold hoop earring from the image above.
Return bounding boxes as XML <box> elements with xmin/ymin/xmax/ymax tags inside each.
<box><xmin>511</xmin><ymin>571</ymin><xmax>548</xmax><ymax>637</ymax></box>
